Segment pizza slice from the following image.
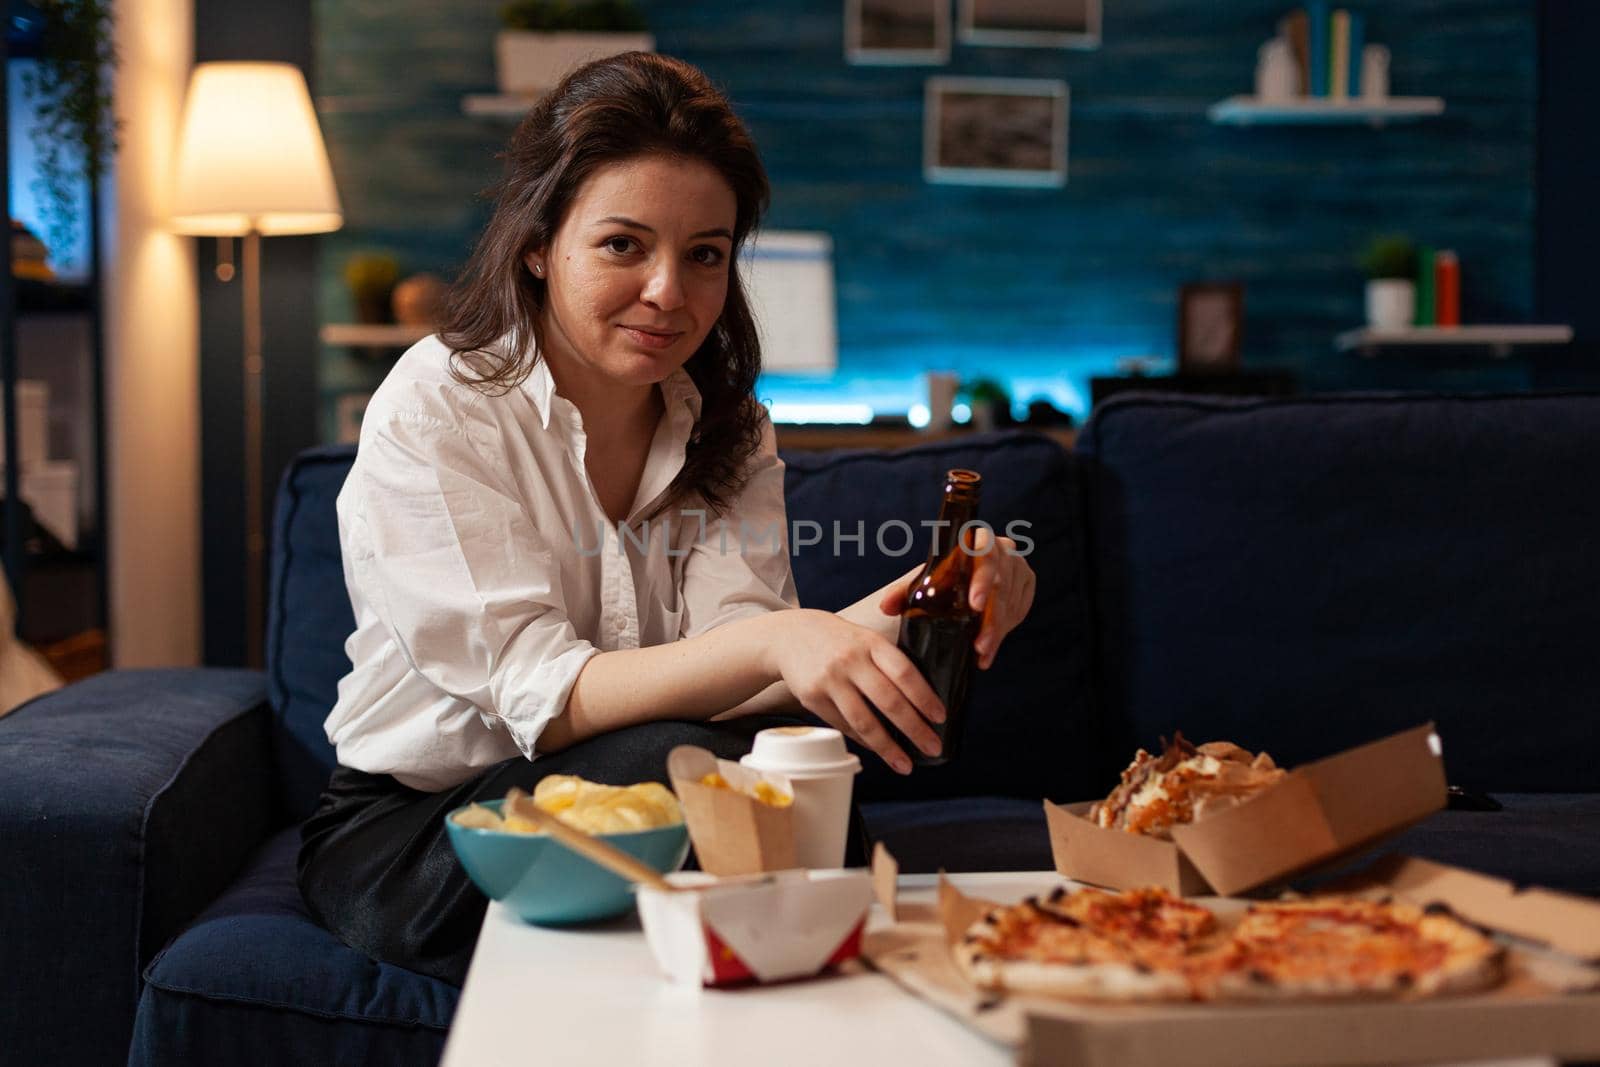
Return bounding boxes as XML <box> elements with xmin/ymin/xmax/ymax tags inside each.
<box><xmin>954</xmin><ymin>885</ymin><xmax>1222</xmax><ymax>1001</ymax></box>
<box><xmin>1200</xmin><ymin>897</ymin><xmax>1505</xmax><ymax>1000</ymax></box>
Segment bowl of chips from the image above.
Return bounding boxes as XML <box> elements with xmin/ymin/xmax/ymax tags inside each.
<box><xmin>445</xmin><ymin>775</ymin><xmax>690</xmax><ymax>924</ymax></box>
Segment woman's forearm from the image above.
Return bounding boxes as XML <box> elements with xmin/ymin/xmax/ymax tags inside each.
<box><xmin>838</xmin><ymin>563</ymin><xmax>919</xmax><ymax>639</ymax></box>
<box><xmin>536</xmin><ymin>610</ymin><xmax>788</xmax><ymax>752</ymax></box>
<box><xmin>710</xmin><ymin>563</ymin><xmax>920</xmax><ymax>721</ymax></box>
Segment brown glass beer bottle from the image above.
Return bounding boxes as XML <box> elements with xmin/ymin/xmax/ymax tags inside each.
<box><xmin>887</xmin><ymin>469</ymin><xmax>982</xmax><ymax>767</ymax></box>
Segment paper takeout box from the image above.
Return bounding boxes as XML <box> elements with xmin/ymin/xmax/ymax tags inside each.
<box><xmin>668</xmin><ymin>745</ymin><xmax>797</xmax><ymax>876</ymax></box>
<box><xmin>863</xmin><ymin>860</ymin><xmax>1600</xmax><ymax>1067</ymax></box>
<box><xmin>1046</xmin><ymin>723</ymin><xmax>1448</xmax><ymax>896</ymax></box>
<box><xmin>637</xmin><ymin>869</ymin><xmax>872</xmax><ymax>987</ymax></box>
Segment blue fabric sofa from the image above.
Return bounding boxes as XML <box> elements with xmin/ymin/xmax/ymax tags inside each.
<box><xmin>5</xmin><ymin>392</ymin><xmax>1598</xmax><ymax>1065</ymax></box>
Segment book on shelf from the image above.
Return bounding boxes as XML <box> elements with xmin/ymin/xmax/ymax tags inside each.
<box><xmin>1283</xmin><ymin>4</ymin><xmax>1372</xmax><ymax>101</ymax></box>
<box><xmin>1346</xmin><ymin>11</ymin><xmax>1366</xmax><ymax>98</ymax></box>
<box><xmin>1306</xmin><ymin>0</ymin><xmax>1331</xmax><ymax>97</ymax></box>
<box><xmin>1279</xmin><ymin>10</ymin><xmax>1311</xmax><ymax>96</ymax></box>
<box><xmin>1434</xmin><ymin>250</ymin><xmax>1460</xmax><ymax>327</ymax></box>
<box><xmin>1330</xmin><ymin>10</ymin><xmax>1351</xmax><ymax>99</ymax></box>
<box><xmin>1414</xmin><ymin>247</ymin><xmax>1436</xmax><ymax>327</ymax></box>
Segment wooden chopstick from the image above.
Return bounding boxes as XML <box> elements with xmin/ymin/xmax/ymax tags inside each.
<box><xmin>504</xmin><ymin>789</ymin><xmax>679</xmax><ymax>894</ymax></box>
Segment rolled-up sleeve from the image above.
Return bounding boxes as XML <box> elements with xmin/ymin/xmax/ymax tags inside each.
<box><xmin>679</xmin><ymin>418</ymin><xmax>800</xmax><ymax>638</ymax></box>
<box><xmin>342</xmin><ymin>408</ymin><xmax>599</xmax><ymax>758</ymax></box>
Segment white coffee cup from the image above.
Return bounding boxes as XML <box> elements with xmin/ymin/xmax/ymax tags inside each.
<box><xmin>740</xmin><ymin>726</ymin><xmax>861</xmax><ymax>870</ymax></box>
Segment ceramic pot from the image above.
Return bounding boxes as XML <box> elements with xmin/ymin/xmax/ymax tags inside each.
<box><xmin>1365</xmin><ymin>279</ymin><xmax>1415</xmax><ymax>330</ymax></box>
<box><xmin>495</xmin><ymin>32</ymin><xmax>655</xmax><ymax>96</ymax></box>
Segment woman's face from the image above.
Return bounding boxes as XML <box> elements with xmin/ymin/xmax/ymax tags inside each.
<box><xmin>528</xmin><ymin>154</ymin><xmax>737</xmax><ymax>390</ymax></box>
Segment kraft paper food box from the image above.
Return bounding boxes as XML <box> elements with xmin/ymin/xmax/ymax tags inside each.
<box><xmin>667</xmin><ymin>744</ymin><xmax>798</xmax><ymax>876</ymax></box>
<box><xmin>1045</xmin><ymin>723</ymin><xmax>1448</xmax><ymax>896</ymax></box>
<box><xmin>642</xmin><ymin>746</ymin><xmax>871</xmax><ymax>987</ymax></box>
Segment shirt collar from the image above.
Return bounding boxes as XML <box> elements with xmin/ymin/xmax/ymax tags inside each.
<box><xmin>520</xmin><ymin>347</ymin><xmax>703</xmax><ymax>433</ymax></box>
<box><xmin>520</xmin><ymin>350</ymin><xmax>560</xmax><ymax>430</ymax></box>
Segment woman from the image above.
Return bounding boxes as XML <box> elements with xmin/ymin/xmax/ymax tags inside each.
<box><xmin>298</xmin><ymin>52</ymin><xmax>1036</xmax><ymax>985</ymax></box>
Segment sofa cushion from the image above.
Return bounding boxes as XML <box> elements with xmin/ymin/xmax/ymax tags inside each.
<box><xmin>132</xmin><ymin>827</ymin><xmax>457</xmax><ymax>1067</ymax></box>
<box><xmin>268</xmin><ymin>445</ymin><xmax>357</xmax><ymax>821</ymax></box>
<box><xmin>1379</xmin><ymin>793</ymin><xmax>1600</xmax><ymax>897</ymax></box>
<box><xmin>1078</xmin><ymin>393</ymin><xmax>1600</xmax><ymax>793</ymax></box>
<box><xmin>861</xmin><ymin>797</ymin><xmax>1055</xmax><ymax>873</ymax></box>
<box><xmin>783</xmin><ymin>432</ymin><xmax>1097</xmax><ymax>803</ymax></box>
<box><xmin>0</xmin><ymin>668</ymin><xmax>272</xmax><ymax>1067</ymax></box>
<box><xmin>271</xmin><ymin>434</ymin><xmax>1095</xmax><ymax>809</ymax></box>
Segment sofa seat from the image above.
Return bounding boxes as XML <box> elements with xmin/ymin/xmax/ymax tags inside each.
<box><xmin>131</xmin><ymin>828</ymin><xmax>458</xmax><ymax>1067</ymax></box>
<box><xmin>862</xmin><ymin>797</ymin><xmax>1055</xmax><ymax>872</ymax></box>
<box><xmin>863</xmin><ymin>795</ymin><xmax>1600</xmax><ymax>897</ymax></box>
<box><xmin>1382</xmin><ymin>793</ymin><xmax>1600</xmax><ymax>897</ymax></box>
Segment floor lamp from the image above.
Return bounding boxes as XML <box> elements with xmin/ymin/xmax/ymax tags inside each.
<box><xmin>171</xmin><ymin>63</ymin><xmax>342</xmax><ymax>667</ymax></box>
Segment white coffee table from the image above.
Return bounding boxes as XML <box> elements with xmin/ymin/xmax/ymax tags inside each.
<box><xmin>440</xmin><ymin>871</ymin><xmax>1559</xmax><ymax>1067</ymax></box>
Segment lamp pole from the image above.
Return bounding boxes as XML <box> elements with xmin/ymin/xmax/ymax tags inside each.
<box><xmin>242</xmin><ymin>227</ymin><xmax>264</xmax><ymax>668</ymax></box>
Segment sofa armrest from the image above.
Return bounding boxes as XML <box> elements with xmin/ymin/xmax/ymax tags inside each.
<box><xmin>0</xmin><ymin>668</ymin><xmax>273</xmax><ymax>1067</ymax></box>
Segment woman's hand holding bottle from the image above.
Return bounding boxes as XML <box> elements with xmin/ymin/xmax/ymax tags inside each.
<box><xmin>763</xmin><ymin>609</ymin><xmax>945</xmax><ymax>774</ymax></box>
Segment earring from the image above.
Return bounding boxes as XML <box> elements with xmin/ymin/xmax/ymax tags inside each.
<box><xmin>532</xmin><ymin>262</ymin><xmax>545</xmax><ymax>278</ymax></box>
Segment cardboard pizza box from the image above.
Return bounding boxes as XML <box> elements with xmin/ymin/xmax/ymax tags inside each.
<box><xmin>1046</xmin><ymin>722</ymin><xmax>1447</xmax><ymax>896</ymax></box>
<box><xmin>668</xmin><ymin>745</ymin><xmax>797</xmax><ymax>876</ymax></box>
<box><xmin>862</xmin><ymin>863</ymin><xmax>1600</xmax><ymax>1067</ymax></box>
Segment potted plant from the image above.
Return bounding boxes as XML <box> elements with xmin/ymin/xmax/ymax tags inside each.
<box><xmin>19</xmin><ymin>0</ymin><xmax>121</xmax><ymax>262</ymax></box>
<box><xmin>343</xmin><ymin>252</ymin><xmax>401</xmax><ymax>325</ymax></box>
<box><xmin>959</xmin><ymin>378</ymin><xmax>1012</xmax><ymax>433</ymax></box>
<box><xmin>495</xmin><ymin>0</ymin><xmax>654</xmax><ymax>97</ymax></box>
<box><xmin>1360</xmin><ymin>235</ymin><xmax>1418</xmax><ymax>331</ymax></box>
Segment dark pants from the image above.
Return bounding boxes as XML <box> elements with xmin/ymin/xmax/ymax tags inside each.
<box><xmin>297</xmin><ymin>717</ymin><xmax>847</xmax><ymax>987</ymax></box>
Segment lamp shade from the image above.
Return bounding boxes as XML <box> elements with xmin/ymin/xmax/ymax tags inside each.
<box><xmin>170</xmin><ymin>62</ymin><xmax>342</xmax><ymax>236</ymax></box>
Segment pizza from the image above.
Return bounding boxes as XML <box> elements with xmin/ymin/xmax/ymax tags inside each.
<box><xmin>1091</xmin><ymin>733</ymin><xmax>1287</xmax><ymax>838</ymax></box>
<box><xmin>954</xmin><ymin>885</ymin><xmax>1504</xmax><ymax>1003</ymax></box>
<box><xmin>955</xmin><ymin>886</ymin><xmax>1224</xmax><ymax>1002</ymax></box>
<box><xmin>1203</xmin><ymin>897</ymin><xmax>1505</xmax><ymax>1000</ymax></box>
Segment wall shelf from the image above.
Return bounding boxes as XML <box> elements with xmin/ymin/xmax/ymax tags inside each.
<box><xmin>461</xmin><ymin>94</ymin><xmax>539</xmax><ymax>119</ymax></box>
<box><xmin>320</xmin><ymin>323</ymin><xmax>432</xmax><ymax>347</ymax></box>
<box><xmin>1208</xmin><ymin>96</ymin><xmax>1445</xmax><ymax>126</ymax></box>
<box><xmin>1336</xmin><ymin>325</ymin><xmax>1574</xmax><ymax>359</ymax></box>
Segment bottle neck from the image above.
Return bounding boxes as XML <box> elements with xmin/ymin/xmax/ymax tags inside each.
<box><xmin>930</xmin><ymin>496</ymin><xmax>979</xmax><ymax>561</ymax></box>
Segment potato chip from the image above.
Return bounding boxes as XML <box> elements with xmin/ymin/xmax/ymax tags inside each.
<box><xmin>489</xmin><ymin>775</ymin><xmax>684</xmax><ymax>835</ymax></box>
<box><xmin>451</xmin><ymin>803</ymin><xmax>504</xmax><ymax>830</ymax></box>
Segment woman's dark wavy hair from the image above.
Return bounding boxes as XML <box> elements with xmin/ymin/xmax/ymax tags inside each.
<box><xmin>438</xmin><ymin>52</ymin><xmax>770</xmax><ymax>515</ymax></box>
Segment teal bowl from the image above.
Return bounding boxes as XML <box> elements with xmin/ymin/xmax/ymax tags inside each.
<box><xmin>444</xmin><ymin>799</ymin><xmax>689</xmax><ymax>924</ymax></box>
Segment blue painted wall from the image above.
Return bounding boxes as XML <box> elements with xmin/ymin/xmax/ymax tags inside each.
<box><xmin>313</xmin><ymin>0</ymin><xmax>1538</xmax><ymax>432</ymax></box>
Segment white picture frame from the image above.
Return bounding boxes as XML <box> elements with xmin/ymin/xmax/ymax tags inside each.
<box><xmin>845</xmin><ymin>0</ymin><xmax>950</xmax><ymax>65</ymax></box>
<box><xmin>958</xmin><ymin>0</ymin><xmax>1101</xmax><ymax>50</ymax></box>
<box><xmin>924</xmin><ymin>77</ymin><xmax>1069</xmax><ymax>187</ymax></box>
<box><xmin>741</xmin><ymin>231</ymin><xmax>839</xmax><ymax>373</ymax></box>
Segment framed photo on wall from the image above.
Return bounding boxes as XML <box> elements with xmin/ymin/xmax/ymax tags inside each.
<box><xmin>846</xmin><ymin>0</ymin><xmax>950</xmax><ymax>65</ymax></box>
<box><xmin>1177</xmin><ymin>282</ymin><xmax>1245</xmax><ymax>374</ymax></box>
<box><xmin>958</xmin><ymin>0</ymin><xmax>1102</xmax><ymax>49</ymax></box>
<box><xmin>924</xmin><ymin>77</ymin><xmax>1068</xmax><ymax>187</ymax></box>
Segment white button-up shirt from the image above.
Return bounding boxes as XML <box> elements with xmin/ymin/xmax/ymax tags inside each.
<box><xmin>325</xmin><ymin>335</ymin><xmax>798</xmax><ymax>791</ymax></box>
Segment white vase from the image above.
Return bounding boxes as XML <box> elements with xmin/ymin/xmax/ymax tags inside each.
<box><xmin>495</xmin><ymin>31</ymin><xmax>655</xmax><ymax>96</ymax></box>
<box><xmin>1360</xmin><ymin>44</ymin><xmax>1391</xmax><ymax>101</ymax></box>
<box><xmin>923</xmin><ymin>372</ymin><xmax>958</xmax><ymax>432</ymax></box>
<box><xmin>1255</xmin><ymin>37</ymin><xmax>1299</xmax><ymax>103</ymax></box>
<box><xmin>1365</xmin><ymin>279</ymin><xmax>1416</xmax><ymax>330</ymax></box>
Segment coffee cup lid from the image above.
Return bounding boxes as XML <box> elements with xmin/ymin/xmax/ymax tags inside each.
<box><xmin>740</xmin><ymin>726</ymin><xmax>861</xmax><ymax>777</ymax></box>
